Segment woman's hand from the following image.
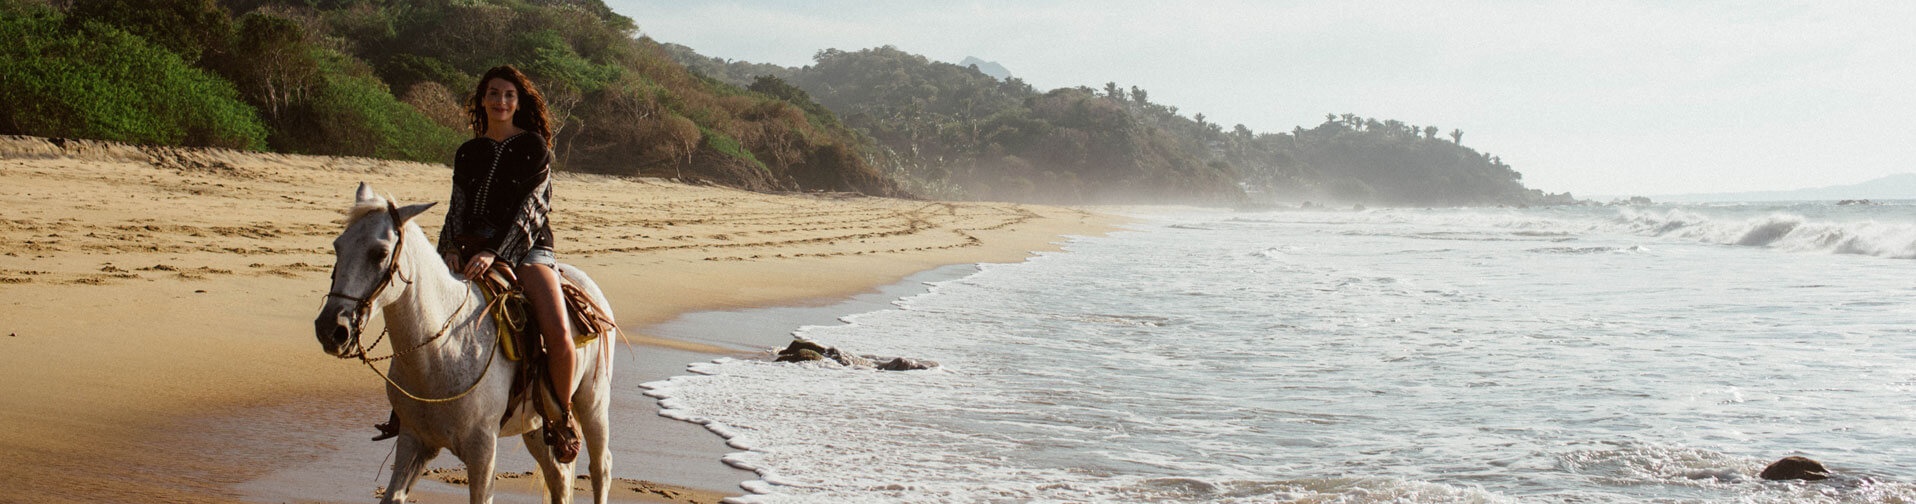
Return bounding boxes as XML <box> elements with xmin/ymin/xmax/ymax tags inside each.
<box><xmin>462</xmin><ymin>251</ymin><xmax>497</xmax><ymax>280</ymax></box>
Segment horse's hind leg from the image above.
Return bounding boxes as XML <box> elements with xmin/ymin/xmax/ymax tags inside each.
<box><xmin>559</xmin><ymin>265</ymin><xmax>616</xmax><ymax>504</ymax></box>
<box><xmin>580</xmin><ymin>373</ymin><xmax>612</xmax><ymax>504</ymax></box>
<box><xmin>382</xmin><ymin>434</ymin><xmax>439</xmax><ymax>504</ymax></box>
<box><xmin>523</xmin><ymin>431</ymin><xmax>578</xmax><ymax>504</ymax></box>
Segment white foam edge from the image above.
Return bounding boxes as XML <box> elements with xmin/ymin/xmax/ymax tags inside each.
<box><xmin>650</xmin><ymin>254</ymin><xmax>1089</xmax><ymax>502</ymax></box>
<box><xmin>642</xmin><ymin>356</ymin><xmax>795</xmax><ymax>499</ymax></box>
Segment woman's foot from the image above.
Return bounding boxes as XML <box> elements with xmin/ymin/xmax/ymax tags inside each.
<box><xmin>372</xmin><ymin>411</ymin><xmax>400</xmax><ymax>441</ymax></box>
<box><xmin>543</xmin><ymin>411</ymin><xmax>581</xmax><ymax>463</ymax></box>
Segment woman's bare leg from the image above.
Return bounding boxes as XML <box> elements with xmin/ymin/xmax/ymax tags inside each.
<box><xmin>517</xmin><ymin>263</ymin><xmax>575</xmax><ymax>417</ymax></box>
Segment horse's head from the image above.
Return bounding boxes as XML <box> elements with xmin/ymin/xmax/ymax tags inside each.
<box><xmin>315</xmin><ymin>182</ymin><xmax>436</xmax><ymax>357</ymax></box>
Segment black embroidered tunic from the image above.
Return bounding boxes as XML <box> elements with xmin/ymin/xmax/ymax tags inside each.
<box><xmin>438</xmin><ymin>132</ymin><xmax>554</xmax><ymax>266</ymax></box>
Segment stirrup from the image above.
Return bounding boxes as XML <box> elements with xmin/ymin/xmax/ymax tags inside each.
<box><xmin>542</xmin><ymin>410</ymin><xmax>581</xmax><ymax>464</ymax></box>
<box><xmin>371</xmin><ymin>411</ymin><xmax>400</xmax><ymax>441</ymax></box>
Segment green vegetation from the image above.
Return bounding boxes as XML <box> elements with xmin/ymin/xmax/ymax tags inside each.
<box><xmin>275</xmin><ymin>51</ymin><xmax>466</xmax><ymax>161</ymax></box>
<box><xmin>672</xmin><ymin>45</ymin><xmax>1571</xmax><ymax>206</ymax></box>
<box><xmin>1270</xmin><ymin>115</ymin><xmax>1542</xmax><ymax>206</ymax></box>
<box><xmin>699</xmin><ymin>126</ymin><xmax>767</xmax><ymax>174</ymax></box>
<box><xmin>1</xmin><ymin>0</ymin><xmax>1566</xmax><ymax>205</ymax></box>
<box><xmin>0</xmin><ymin>0</ymin><xmax>894</xmax><ymax>195</ymax></box>
<box><xmin>0</xmin><ymin>3</ymin><xmax>267</xmax><ymax>150</ymax></box>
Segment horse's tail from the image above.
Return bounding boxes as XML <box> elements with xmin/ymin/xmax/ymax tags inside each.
<box><xmin>604</xmin><ymin>326</ymin><xmax>618</xmax><ymax>372</ymax></box>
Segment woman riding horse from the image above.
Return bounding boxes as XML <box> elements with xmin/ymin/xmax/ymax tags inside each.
<box><xmin>374</xmin><ymin>65</ymin><xmax>581</xmax><ymax>462</ymax></box>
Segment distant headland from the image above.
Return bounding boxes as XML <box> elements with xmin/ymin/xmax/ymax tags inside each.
<box><xmin>1654</xmin><ymin>174</ymin><xmax>1916</xmax><ymax>203</ymax></box>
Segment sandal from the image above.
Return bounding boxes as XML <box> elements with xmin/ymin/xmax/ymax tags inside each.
<box><xmin>371</xmin><ymin>410</ymin><xmax>400</xmax><ymax>441</ymax></box>
<box><xmin>542</xmin><ymin>411</ymin><xmax>582</xmax><ymax>463</ymax></box>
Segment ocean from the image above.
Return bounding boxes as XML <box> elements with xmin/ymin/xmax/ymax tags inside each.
<box><xmin>645</xmin><ymin>202</ymin><xmax>1916</xmax><ymax>503</ymax></box>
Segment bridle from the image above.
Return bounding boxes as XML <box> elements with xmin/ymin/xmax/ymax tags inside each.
<box><xmin>324</xmin><ymin>202</ymin><xmax>420</xmax><ymax>361</ymax></box>
<box><xmin>323</xmin><ymin>202</ymin><xmax>493</xmax><ymax>403</ymax></box>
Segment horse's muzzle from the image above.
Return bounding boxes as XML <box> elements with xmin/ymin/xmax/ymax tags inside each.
<box><xmin>315</xmin><ymin>308</ymin><xmax>355</xmax><ymax>357</ymax></box>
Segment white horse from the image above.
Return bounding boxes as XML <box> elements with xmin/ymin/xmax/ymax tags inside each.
<box><xmin>315</xmin><ymin>183</ymin><xmax>614</xmax><ymax>504</ymax></box>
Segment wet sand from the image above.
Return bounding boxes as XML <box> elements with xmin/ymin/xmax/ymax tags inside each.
<box><xmin>0</xmin><ymin>136</ymin><xmax>1114</xmax><ymax>503</ymax></box>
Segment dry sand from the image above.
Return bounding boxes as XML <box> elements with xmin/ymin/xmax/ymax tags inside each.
<box><xmin>0</xmin><ymin>136</ymin><xmax>1114</xmax><ymax>503</ymax></box>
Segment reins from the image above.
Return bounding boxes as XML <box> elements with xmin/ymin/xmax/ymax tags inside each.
<box><xmin>324</xmin><ymin>203</ymin><xmax>500</xmax><ymax>404</ymax></box>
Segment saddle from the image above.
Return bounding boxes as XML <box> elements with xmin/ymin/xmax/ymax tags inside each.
<box><xmin>472</xmin><ymin>265</ymin><xmax>616</xmax><ymax>428</ymax></box>
<box><xmin>474</xmin><ymin>266</ymin><xmax>615</xmax><ymax>358</ymax></box>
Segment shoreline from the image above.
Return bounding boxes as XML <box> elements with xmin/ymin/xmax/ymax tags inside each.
<box><xmin>0</xmin><ymin>136</ymin><xmax>1117</xmax><ymax>503</ymax></box>
<box><xmin>636</xmin><ymin>263</ymin><xmax>991</xmax><ymax>492</ymax></box>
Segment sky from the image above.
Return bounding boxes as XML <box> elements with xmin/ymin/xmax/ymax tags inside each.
<box><xmin>603</xmin><ymin>1</ymin><xmax>1915</xmax><ymax>197</ymax></box>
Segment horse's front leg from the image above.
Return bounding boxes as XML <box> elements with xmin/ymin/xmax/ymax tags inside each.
<box><xmin>382</xmin><ymin>434</ymin><xmax>439</xmax><ymax>504</ymax></box>
<box><xmin>461</xmin><ymin>437</ymin><xmax>499</xmax><ymax>504</ymax></box>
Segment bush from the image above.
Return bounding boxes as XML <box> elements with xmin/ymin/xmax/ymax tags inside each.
<box><xmin>0</xmin><ymin>8</ymin><xmax>267</xmax><ymax>149</ymax></box>
<box><xmin>700</xmin><ymin>126</ymin><xmax>767</xmax><ymax>173</ymax></box>
<box><xmin>377</xmin><ymin>54</ymin><xmax>471</xmax><ymax>95</ymax></box>
<box><xmin>66</xmin><ymin>0</ymin><xmax>231</xmax><ymax>66</ymax></box>
<box><xmin>519</xmin><ymin>29</ymin><xmax>622</xmax><ymax>94</ymax></box>
<box><xmin>269</xmin><ymin>50</ymin><xmax>464</xmax><ymax>163</ymax></box>
<box><xmin>400</xmin><ymin>81</ymin><xmax>468</xmax><ymax>132</ymax></box>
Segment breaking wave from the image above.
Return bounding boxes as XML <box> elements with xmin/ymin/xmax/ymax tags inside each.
<box><xmin>1609</xmin><ymin>208</ymin><xmax>1916</xmax><ymax>258</ymax></box>
<box><xmin>1231</xmin><ymin>204</ymin><xmax>1916</xmax><ymax>258</ymax></box>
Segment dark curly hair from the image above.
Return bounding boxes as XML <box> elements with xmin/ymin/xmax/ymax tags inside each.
<box><xmin>467</xmin><ymin>65</ymin><xmax>553</xmax><ymax>147</ymax></box>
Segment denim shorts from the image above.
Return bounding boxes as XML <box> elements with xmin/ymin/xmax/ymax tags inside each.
<box><xmin>522</xmin><ymin>247</ymin><xmax>557</xmax><ymax>267</ymax></box>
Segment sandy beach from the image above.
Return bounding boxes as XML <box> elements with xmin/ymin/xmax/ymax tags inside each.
<box><xmin>0</xmin><ymin>135</ymin><xmax>1113</xmax><ymax>503</ymax></box>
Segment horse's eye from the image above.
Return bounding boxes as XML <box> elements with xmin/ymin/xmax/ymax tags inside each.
<box><xmin>365</xmin><ymin>249</ymin><xmax>383</xmax><ymax>264</ymax></box>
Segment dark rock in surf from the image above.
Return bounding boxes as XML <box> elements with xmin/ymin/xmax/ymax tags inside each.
<box><xmin>774</xmin><ymin>337</ymin><xmax>835</xmax><ymax>362</ymax></box>
<box><xmin>774</xmin><ymin>348</ymin><xmax>826</xmax><ymax>363</ymax></box>
<box><xmin>834</xmin><ymin>351</ymin><xmax>875</xmax><ymax>368</ymax></box>
<box><xmin>877</xmin><ymin>357</ymin><xmax>935</xmax><ymax>371</ymax></box>
<box><xmin>1760</xmin><ymin>456</ymin><xmax>1830</xmax><ymax>481</ymax></box>
<box><xmin>772</xmin><ymin>338</ymin><xmax>936</xmax><ymax>371</ymax></box>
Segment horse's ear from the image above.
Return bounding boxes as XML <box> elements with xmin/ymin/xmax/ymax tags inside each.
<box><xmin>354</xmin><ymin>182</ymin><xmax>377</xmax><ymax>204</ymax></box>
<box><xmin>393</xmin><ymin>202</ymin><xmax>437</xmax><ymax>225</ymax></box>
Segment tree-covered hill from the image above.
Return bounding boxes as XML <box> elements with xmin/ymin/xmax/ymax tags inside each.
<box><xmin>1</xmin><ymin>0</ymin><xmax>1573</xmax><ymax>206</ymax></box>
<box><xmin>0</xmin><ymin>0</ymin><xmax>895</xmax><ymax>196</ymax></box>
<box><xmin>671</xmin><ymin>45</ymin><xmax>1574</xmax><ymax>206</ymax></box>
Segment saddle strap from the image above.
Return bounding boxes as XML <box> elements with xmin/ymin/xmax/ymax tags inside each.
<box><xmin>560</xmin><ymin>281</ymin><xmax>617</xmax><ymax>338</ymax></box>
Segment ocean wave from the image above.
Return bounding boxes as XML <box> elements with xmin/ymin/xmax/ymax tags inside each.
<box><xmin>1610</xmin><ymin>208</ymin><xmax>1916</xmax><ymax>258</ymax></box>
<box><xmin>1252</xmin><ymin>246</ymin><xmax>1302</xmax><ymax>258</ymax></box>
<box><xmin>1257</xmin><ymin>206</ymin><xmax>1916</xmax><ymax>259</ymax></box>
<box><xmin>1110</xmin><ymin>476</ymin><xmax>1517</xmax><ymax>504</ymax></box>
<box><xmin>1555</xmin><ymin>443</ymin><xmax>1916</xmax><ymax>503</ymax></box>
<box><xmin>1528</xmin><ymin>245</ymin><xmax>1648</xmax><ymax>255</ymax></box>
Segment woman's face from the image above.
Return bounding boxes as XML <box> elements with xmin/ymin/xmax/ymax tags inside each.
<box><xmin>483</xmin><ymin>78</ymin><xmax>520</xmax><ymax>126</ymax></box>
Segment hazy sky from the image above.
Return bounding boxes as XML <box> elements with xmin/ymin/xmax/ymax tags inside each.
<box><xmin>604</xmin><ymin>1</ymin><xmax>1914</xmax><ymax>197</ymax></box>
